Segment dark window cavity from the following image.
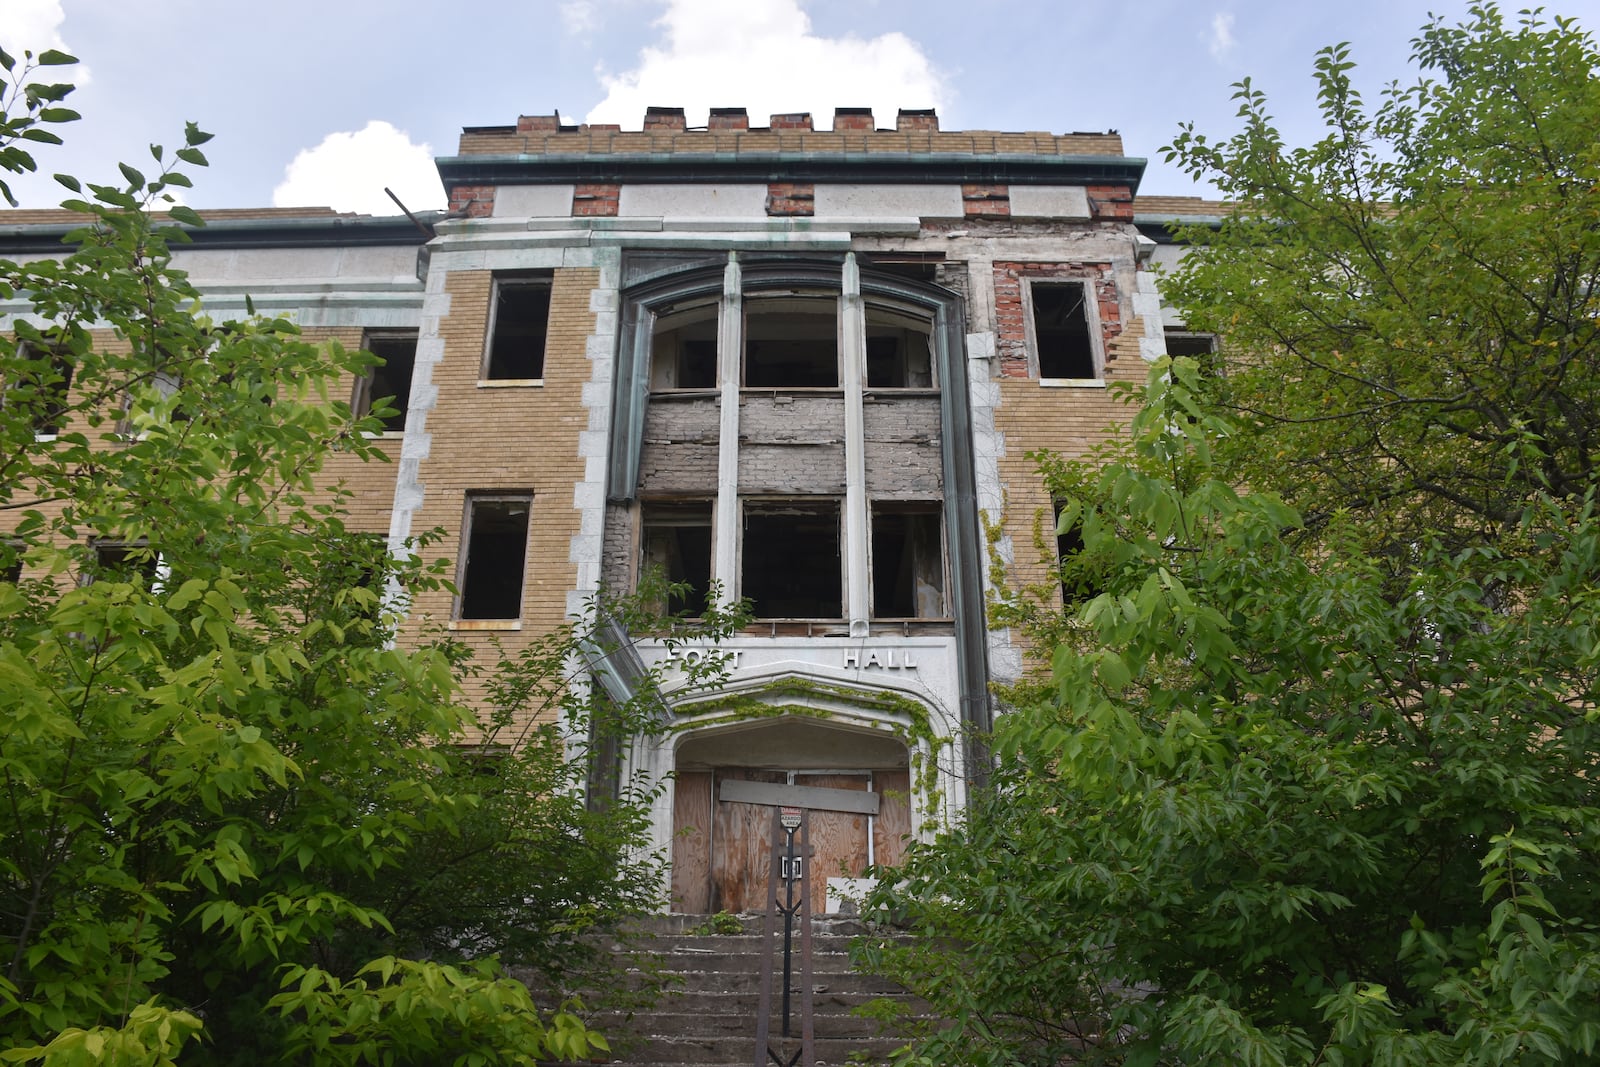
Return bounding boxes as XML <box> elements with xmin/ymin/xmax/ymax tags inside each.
<box><xmin>865</xmin><ymin>305</ymin><xmax>934</xmax><ymax>389</ymax></box>
<box><xmin>650</xmin><ymin>303</ymin><xmax>718</xmax><ymax>390</ymax></box>
<box><xmin>1030</xmin><ymin>282</ymin><xmax>1097</xmax><ymax>379</ymax></box>
<box><xmin>1055</xmin><ymin>504</ymin><xmax>1100</xmax><ymax>605</ymax></box>
<box><xmin>485</xmin><ymin>279</ymin><xmax>552</xmax><ymax>380</ymax></box>
<box><xmin>457</xmin><ymin>497</ymin><xmax>531</xmax><ymax>619</ymax></box>
<box><xmin>871</xmin><ymin>504</ymin><xmax>946</xmax><ymax>618</ymax></box>
<box><xmin>7</xmin><ymin>342</ymin><xmax>74</xmax><ymax>436</ymax></box>
<box><xmin>641</xmin><ymin>502</ymin><xmax>713</xmax><ymax>616</ymax></box>
<box><xmin>90</xmin><ymin>542</ymin><xmax>162</xmax><ymax>587</ymax></box>
<box><xmin>744</xmin><ymin>296</ymin><xmax>838</xmax><ymax>388</ymax></box>
<box><xmin>1165</xmin><ymin>329</ymin><xmax>1220</xmax><ymax>374</ymax></box>
<box><xmin>742</xmin><ymin>500</ymin><xmax>842</xmax><ymax>618</ymax></box>
<box><xmin>355</xmin><ymin>332</ymin><xmax>418</xmax><ymax>432</ymax></box>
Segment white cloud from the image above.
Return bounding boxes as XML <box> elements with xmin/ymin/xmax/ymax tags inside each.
<box><xmin>5</xmin><ymin>0</ymin><xmax>90</xmax><ymax>83</ymax></box>
<box><xmin>585</xmin><ymin>0</ymin><xmax>947</xmax><ymax>130</ymax></box>
<box><xmin>561</xmin><ymin>0</ymin><xmax>599</xmax><ymax>36</ymax></box>
<box><xmin>272</xmin><ymin>121</ymin><xmax>443</xmax><ymax>215</ymax></box>
<box><xmin>1207</xmin><ymin>12</ymin><xmax>1236</xmax><ymax>61</ymax></box>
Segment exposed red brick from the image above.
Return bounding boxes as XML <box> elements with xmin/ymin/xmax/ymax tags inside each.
<box><xmin>962</xmin><ymin>183</ymin><xmax>1010</xmax><ymax>218</ymax></box>
<box><xmin>897</xmin><ymin>108</ymin><xmax>939</xmax><ymax>132</ymax></box>
<box><xmin>572</xmin><ymin>183</ymin><xmax>620</xmax><ymax>217</ymax></box>
<box><xmin>708</xmin><ymin>108</ymin><xmax>749</xmax><ymax>131</ymax></box>
<box><xmin>643</xmin><ymin>106</ymin><xmax>687</xmax><ymax>132</ymax></box>
<box><xmin>769</xmin><ymin>112</ymin><xmax>814</xmax><ymax>131</ymax></box>
<box><xmin>832</xmin><ymin>107</ymin><xmax>875</xmax><ymax>131</ymax></box>
<box><xmin>991</xmin><ymin>260</ymin><xmax>1123</xmax><ymax>378</ymax></box>
<box><xmin>1086</xmin><ymin>183</ymin><xmax>1135</xmax><ymax>221</ymax></box>
<box><xmin>582</xmin><ymin>123</ymin><xmax>621</xmax><ymax>133</ymax></box>
<box><xmin>447</xmin><ymin>184</ymin><xmax>496</xmax><ymax>218</ymax></box>
<box><xmin>516</xmin><ymin>114</ymin><xmax>560</xmax><ymax>132</ymax></box>
<box><xmin>766</xmin><ymin>182</ymin><xmax>815</xmax><ymax>217</ymax></box>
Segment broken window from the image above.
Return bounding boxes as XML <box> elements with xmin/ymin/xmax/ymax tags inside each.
<box><xmin>1165</xmin><ymin>329</ymin><xmax>1220</xmax><ymax>375</ymax></box>
<box><xmin>741</xmin><ymin>500</ymin><xmax>842</xmax><ymax>618</ymax></box>
<box><xmin>457</xmin><ymin>496</ymin><xmax>531</xmax><ymax>620</ymax></box>
<box><xmin>1055</xmin><ymin>503</ymin><xmax>1100</xmax><ymax>606</ymax></box>
<box><xmin>5</xmin><ymin>342</ymin><xmax>74</xmax><ymax>436</ymax></box>
<box><xmin>871</xmin><ymin>504</ymin><xmax>946</xmax><ymax>618</ymax></box>
<box><xmin>484</xmin><ymin>278</ymin><xmax>551</xmax><ymax>380</ymax></box>
<box><xmin>744</xmin><ymin>296</ymin><xmax>838</xmax><ymax>388</ymax></box>
<box><xmin>641</xmin><ymin>502</ymin><xmax>713</xmax><ymax>616</ymax></box>
<box><xmin>865</xmin><ymin>305</ymin><xmax>934</xmax><ymax>389</ymax></box>
<box><xmin>1029</xmin><ymin>281</ymin><xmax>1097</xmax><ymax>380</ymax></box>
<box><xmin>650</xmin><ymin>303</ymin><xmax>718</xmax><ymax>390</ymax></box>
<box><xmin>88</xmin><ymin>541</ymin><xmax>163</xmax><ymax>589</ymax></box>
<box><xmin>354</xmin><ymin>332</ymin><xmax>418</xmax><ymax>432</ymax></box>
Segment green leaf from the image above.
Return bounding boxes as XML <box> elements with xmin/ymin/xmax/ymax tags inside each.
<box><xmin>168</xmin><ymin>204</ymin><xmax>203</xmax><ymax>228</ymax></box>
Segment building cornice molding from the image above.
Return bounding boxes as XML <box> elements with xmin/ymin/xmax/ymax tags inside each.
<box><xmin>435</xmin><ymin>153</ymin><xmax>1147</xmax><ymax>190</ymax></box>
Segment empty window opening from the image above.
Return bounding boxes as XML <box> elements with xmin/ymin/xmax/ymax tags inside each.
<box><xmin>865</xmin><ymin>306</ymin><xmax>934</xmax><ymax>389</ymax></box>
<box><xmin>1055</xmin><ymin>505</ymin><xmax>1101</xmax><ymax>606</ymax></box>
<box><xmin>742</xmin><ymin>501</ymin><xmax>842</xmax><ymax>618</ymax></box>
<box><xmin>641</xmin><ymin>502</ymin><xmax>713</xmax><ymax>616</ymax></box>
<box><xmin>871</xmin><ymin>505</ymin><xmax>946</xmax><ymax>618</ymax></box>
<box><xmin>7</xmin><ymin>343</ymin><xmax>74</xmax><ymax>436</ymax></box>
<box><xmin>744</xmin><ymin>296</ymin><xmax>838</xmax><ymax>388</ymax></box>
<box><xmin>650</xmin><ymin>303</ymin><xmax>718</xmax><ymax>390</ymax></box>
<box><xmin>484</xmin><ymin>279</ymin><xmax>551</xmax><ymax>380</ymax></box>
<box><xmin>1165</xmin><ymin>329</ymin><xmax>1220</xmax><ymax>375</ymax></box>
<box><xmin>89</xmin><ymin>541</ymin><xmax>163</xmax><ymax>588</ymax></box>
<box><xmin>458</xmin><ymin>497</ymin><xmax>531</xmax><ymax>620</ymax></box>
<box><xmin>1031</xmin><ymin>282</ymin><xmax>1097</xmax><ymax>379</ymax></box>
<box><xmin>355</xmin><ymin>333</ymin><xmax>418</xmax><ymax>432</ymax></box>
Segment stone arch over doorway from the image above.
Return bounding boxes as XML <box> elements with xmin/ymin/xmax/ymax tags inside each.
<box><xmin>663</xmin><ymin>675</ymin><xmax>941</xmax><ymax>914</ymax></box>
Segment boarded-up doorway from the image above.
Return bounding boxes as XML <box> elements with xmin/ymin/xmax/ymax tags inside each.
<box><xmin>671</xmin><ymin>766</ymin><xmax>911</xmax><ymax>914</ymax></box>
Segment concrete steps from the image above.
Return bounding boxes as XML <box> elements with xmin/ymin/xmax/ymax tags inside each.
<box><xmin>544</xmin><ymin>914</ymin><xmax>930</xmax><ymax>1066</ymax></box>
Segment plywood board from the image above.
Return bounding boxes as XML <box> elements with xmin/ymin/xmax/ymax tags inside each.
<box><xmin>670</xmin><ymin>771</ymin><xmax>713</xmax><ymax>914</ymax></box>
<box><xmin>718</xmin><ymin>777</ymin><xmax>881</xmax><ymax>815</ymax></box>
<box><xmin>795</xmin><ymin>774</ymin><xmax>870</xmax><ymax>914</ymax></box>
<box><xmin>872</xmin><ymin>769</ymin><xmax>912</xmax><ymax>869</ymax></box>
<box><xmin>712</xmin><ymin>768</ymin><xmax>787</xmax><ymax>913</ymax></box>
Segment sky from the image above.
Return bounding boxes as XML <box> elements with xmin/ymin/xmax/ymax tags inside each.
<box><xmin>4</xmin><ymin>0</ymin><xmax>1599</xmax><ymax>214</ymax></box>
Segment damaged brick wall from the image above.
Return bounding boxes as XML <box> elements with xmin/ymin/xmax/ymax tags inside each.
<box><xmin>737</xmin><ymin>395</ymin><xmax>847</xmax><ymax>494</ymax></box>
<box><xmin>637</xmin><ymin>396</ymin><xmax>721</xmax><ymax>493</ymax></box>
<box><xmin>992</xmin><ymin>261</ymin><xmax>1122</xmax><ymax>379</ymax></box>
<box><xmin>863</xmin><ymin>398</ymin><xmax>943</xmax><ymax>497</ymax></box>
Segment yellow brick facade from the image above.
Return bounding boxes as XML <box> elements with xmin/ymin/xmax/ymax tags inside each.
<box><xmin>400</xmin><ymin>268</ymin><xmax>597</xmax><ymax>717</ymax></box>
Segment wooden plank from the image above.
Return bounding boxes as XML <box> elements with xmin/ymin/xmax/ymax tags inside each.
<box><xmin>795</xmin><ymin>774</ymin><xmax>870</xmax><ymax>914</ymax></box>
<box><xmin>718</xmin><ymin>778</ymin><xmax>881</xmax><ymax>815</ymax></box>
<box><xmin>872</xmin><ymin>769</ymin><xmax>912</xmax><ymax>869</ymax></box>
<box><xmin>712</xmin><ymin>769</ymin><xmax>786</xmax><ymax>913</ymax></box>
<box><xmin>670</xmin><ymin>771</ymin><xmax>713</xmax><ymax>914</ymax></box>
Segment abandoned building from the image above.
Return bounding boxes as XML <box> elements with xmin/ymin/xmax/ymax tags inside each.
<box><xmin>0</xmin><ymin>106</ymin><xmax>1215</xmax><ymax>915</ymax></box>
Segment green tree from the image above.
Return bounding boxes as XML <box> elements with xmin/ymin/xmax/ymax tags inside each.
<box><xmin>0</xmin><ymin>50</ymin><xmax>739</xmax><ymax>1065</ymax></box>
<box><xmin>1161</xmin><ymin>4</ymin><xmax>1600</xmax><ymax>563</ymax></box>
<box><xmin>860</xmin><ymin>8</ymin><xmax>1600</xmax><ymax>1065</ymax></box>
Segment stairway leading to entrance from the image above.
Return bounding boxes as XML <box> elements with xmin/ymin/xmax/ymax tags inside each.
<box><xmin>547</xmin><ymin>913</ymin><xmax>931</xmax><ymax>1066</ymax></box>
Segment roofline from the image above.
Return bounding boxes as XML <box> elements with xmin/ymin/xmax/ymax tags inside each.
<box><xmin>1136</xmin><ymin>214</ymin><xmax>1227</xmax><ymax>241</ymax></box>
<box><xmin>435</xmin><ymin>152</ymin><xmax>1147</xmax><ymax>191</ymax></box>
<box><xmin>0</xmin><ymin>211</ymin><xmax>441</xmax><ymax>254</ymax></box>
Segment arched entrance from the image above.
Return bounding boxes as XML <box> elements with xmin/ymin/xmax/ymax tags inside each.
<box><xmin>669</xmin><ymin>715</ymin><xmax>913</xmax><ymax>914</ymax></box>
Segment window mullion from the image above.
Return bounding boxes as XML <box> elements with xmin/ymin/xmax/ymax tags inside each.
<box><xmin>841</xmin><ymin>252</ymin><xmax>869</xmax><ymax>635</ymax></box>
<box><xmin>713</xmin><ymin>252</ymin><xmax>742</xmax><ymax>609</ymax></box>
